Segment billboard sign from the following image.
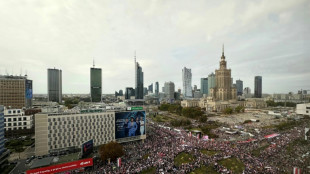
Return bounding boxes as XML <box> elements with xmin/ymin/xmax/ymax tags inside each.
<box><xmin>115</xmin><ymin>111</ymin><xmax>146</xmax><ymax>139</ymax></box>
<box><xmin>81</xmin><ymin>139</ymin><xmax>93</xmax><ymax>158</ymax></box>
<box><xmin>126</xmin><ymin>107</ymin><xmax>143</xmax><ymax>111</ymax></box>
<box><xmin>26</xmin><ymin>158</ymin><xmax>93</xmax><ymax>174</ymax></box>
<box><xmin>25</xmin><ymin>80</ymin><xmax>33</xmax><ymax>99</ymax></box>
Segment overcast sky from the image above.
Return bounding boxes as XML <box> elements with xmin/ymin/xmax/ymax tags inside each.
<box><xmin>0</xmin><ymin>0</ymin><xmax>309</xmax><ymax>94</ymax></box>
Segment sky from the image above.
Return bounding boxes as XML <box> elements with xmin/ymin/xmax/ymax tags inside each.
<box><xmin>0</xmin><ymin>0</ymin><xmax>309</xmax><ymax>94</ymax></box>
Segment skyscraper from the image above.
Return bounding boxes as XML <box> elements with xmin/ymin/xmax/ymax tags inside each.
<box><xmin>209</xmin><ymin>45</ymin><xmax>237</xmax><ymax>101</ymax></box>
<box><xmin>125</xmin><ymin>87</ymin><xmax>135</xmax><ymax>99</ymax></box>
<box><xmin>155</xmin><ymin>82</ymin><xmax>159</xmax><ymax>96</ymax></box>
<box><xmin>90</xmin><ymin>65</ymin><xmax>102</xmax><ymax>102</ymax></box>
<box><xmin>236</xmin><ymin>79</ymin><xmax>243</xmax><ymax>96</ymax></box>
<box><xmin>148</xmin><ymin>83</ymin><xmax>153</xmax><ymax>93</ymax></box>
<box><xmin>254</xmin><ymin>76</ymin><xmax>262</xmax><ymax>98</ymax></box>
<box><xmin>182</xmin><ymin>67</ymin><xmax>192</xmax><ymax>98</ymax></box>
<box><xmin>135</xmin><ymin>57</ymin><xmax>144</xmax><ymax>99</ymax></box>
<box><xmin>164</xmin><ymin>81</ymin><xmax>175</xmax><ymax>100</ymax></box>
<box><xmin>208</xmin><ymin>73</ymin><xmax>215</xmax><ymax>95</ymax></box>
<box><xmin>200</xmin><ymin>78</ymin><xmax>208</xmax><ymax>95</ymax></box>
<box><xmin>48</xmin><ymin>68</ymin><xmax>62</xmax><ymax>103</ymax></box>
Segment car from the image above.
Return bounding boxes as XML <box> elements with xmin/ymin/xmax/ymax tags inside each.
<box><xmin>38</xmin><ymin>156</ymin><xmax>42</xmax><ymax>159</ymax></box>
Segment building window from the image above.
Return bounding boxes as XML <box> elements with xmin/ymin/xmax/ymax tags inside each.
<box><xmin>13</xmin><ymin>118</ymin><xmax>17</xmax><ymax>121</ymax></box>
<box><xmin>18</xmin><ymin>118</ymin><xmax>22</xmax><ymax>121</ymax></box>
<box><xmin>8</xmin><ymin>111</ymin><xmax>12</xmax><ymax>114</ymax></box>
<box><xmin>13</xmin><ymin>110</ymin><xmax>16</xmax><ymax>114</ymax></box>
<box><xmin>23</xmin><ymin>117</ymin><xmax>27</xmax><ymax>121</ymax></box>
<box><xmin>18</xmin><ymin>110</ymin><xmax>21</xmax><ymax>113</ymax></box>
<box><xmin>307</xmin><ymin>111</ymin><xmax>309</xmax><ymax>113</ymax></box>
<box><xmin>23</xmin><ymin>122</ymin><xmax>27</xmax><ymax>125</ymax></box>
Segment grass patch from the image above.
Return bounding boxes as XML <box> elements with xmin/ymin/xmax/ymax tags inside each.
<box><xmin>201</xmin><ymin>150</ymin><xmax>219</xmax><ymax>156</ymax></box>
<box><xmin>1</xmin><ymin>164</ymin><xmax>16</xmax><ymax>174</ymax></box>
<box><xmin>218</xmin><ymin>157</ymin><xmax>245</xmax><ymax>174</ymax></box>
<box><xmin>252</xmin><ymin>145</ymin><xmax>269</xmax><ymax>157</ymax></box>
<box><xmin>23</xmin><ymin>139</ymin><xmax>35</xmax><ymax>146</ymax></box>
<box><xmin>190</xmin><ymin>165</ymin><xmax>219</xmax><ymax>174</ymax></box>
<box><xmin>174</xmin><ymin>152</ymin><xmax>195</xmax><ymax>167</ymax></box>
<box><xmin>140</xmin><ymin>167</ymin><xmax>156</xmax><ymax>174</ymax></box>
<box><xmin>142</xmin><ymin>154</ymin><xmax>149</xmax><ymax>160</ymax></box>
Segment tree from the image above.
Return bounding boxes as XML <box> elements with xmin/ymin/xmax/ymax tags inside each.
<box><xmin>235</xmin><ymin>106</ymin><xmax>244</xmax><ymax>113</ymax></box>
<box><xmin>223</xmin><ymin>107</ymin><xmax>233</xmax><ymax>114</ymax></box>
<box><xmin>99</xmin><ymin>141</ymin><xmax>124</xmax><ymax>162</ymax></box>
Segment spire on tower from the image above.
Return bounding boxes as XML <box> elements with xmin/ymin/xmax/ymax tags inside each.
<box><xmin>134</xmin><ymin>50</ymin><xmax>136</xmax><ymax>63</ymax></box>
<box><xmin>222</xmin><ymin>44</ymin><xmax>224</xmax><ymax>56</ymax></box>
<box><xmin>93</xmin><ymin>58</ymin><xmax>95</xmax><ymax>68</ymax></box>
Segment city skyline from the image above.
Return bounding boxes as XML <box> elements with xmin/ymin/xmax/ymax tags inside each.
<box><xmin>0</xmin><ymin>0</ymin><xmax>309</xmax><ymax>94</ymax></box>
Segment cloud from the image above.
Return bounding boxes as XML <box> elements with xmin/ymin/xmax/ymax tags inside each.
<box><xmin>0</xmin><ymin>0</ymin><xmax>309</xmax><ymax>94</ymax></box>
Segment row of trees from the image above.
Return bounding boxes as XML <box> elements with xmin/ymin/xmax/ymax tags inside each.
<box><xmin>159</xmin><ymin>104</ymin><xmax>204</xmax><ymax>119</ymax></box>
<box><xmin>266</xmin><ymin>100</ymin><xmax>296</xmax><ymax>107</ymax></box>
<box><xmin>170</xmin><ymin>119</ymin><xmax>191</xmax><ymax>127</ymax></box>
<box><xmin>223</xmin><ymin>106</ymin><xmax>245</xmax><ymax>114</ymax></box>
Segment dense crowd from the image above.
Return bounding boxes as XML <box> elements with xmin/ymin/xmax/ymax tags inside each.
<box><xmin>80</xmin><ymin>118</ymin><xmax>309</xmax><ymax>174</ymax></box>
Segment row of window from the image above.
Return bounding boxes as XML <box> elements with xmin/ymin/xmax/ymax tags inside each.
<box><xmin>48</xmin><ymin>118</ymin><xmax>113</xmax><ymax>126</ymax></box>
<box><xmin>4</xmin><ymin>117</ymin><xmax>29</xmax><ymax>122</ymax></box>
<box><xmin>48</xmin><ymin>126</ymin><xmax>113</xmax><ymax>133</ymax></box>
<box><xmin>5</xmin><ymin>122</ymin><xmax>29</xmax><ymax>127</ymax></box>
<box><xmin>5</xmin><ymin>127</ymin><xmax>29</xmax><ymax>131</ymax></box>
<box><xmin>49</xmin><ymin>137</ymin><xmax>113</xmax><ymax>150</ymax></box>
<box><xmin>48</xmin><ymin>114</ymin><xmax>114</xmax><ymax>122</ymax></box>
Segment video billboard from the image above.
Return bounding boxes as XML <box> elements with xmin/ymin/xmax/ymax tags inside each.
<box><xmin>115</xmin><ymin>111</ymin><xmax>146</xmax><ymax>139</ymax></box>
<box><xmin>81</xmin><ymin>139</ymin><xmax>93</xmax><ymax>158</ymax></box>
<box><xmin>25</xmin><ymin>80</ymin><xmax>33</xmax><ymax>99</ymax></box>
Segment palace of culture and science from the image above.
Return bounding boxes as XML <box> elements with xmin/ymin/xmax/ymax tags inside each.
<box><xmin>210</xmin><ymin>46</ymin><xmax>237</xmax><ymax>101</ymax></box>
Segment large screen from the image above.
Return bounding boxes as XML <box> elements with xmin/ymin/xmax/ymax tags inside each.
<box><xmin>81</xmin><ymin>139</ymin><xmax>93</xmax><ymax>158</ymax></box>
<box><xmin>25</xmin><ymin>80</ymin><xmax>33</xmax><ymax>99</ymax></box>
<box><xmin>115</xmin><ymin>111</ymin><xmax>146</xmax><ymax>139</ymax></box>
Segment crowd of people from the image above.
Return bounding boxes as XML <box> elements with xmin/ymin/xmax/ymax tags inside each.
<box><xmin>80</xmin><ymin>117</ymin><xmax>309</xmax><ymax>174</ymax></box>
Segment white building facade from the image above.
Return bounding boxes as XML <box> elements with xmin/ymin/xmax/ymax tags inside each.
<box><xmin>182</xmin><ymin>67</ymin><xmax>192</xmax><ymax>98</ymax></box>
<box><xmin>35</xmin><ymin>111</ymin><xmax>115</xmax><ymax>156</ymax></box>
<box><xmin>4</xmin><ymin>108</ymin><xmax>33</xmax><ymax>131</ymax></box>
<box><xmin>296</xmin><ymin>103</ymin><xmax>310</xmax><ymax>116</ymax></box>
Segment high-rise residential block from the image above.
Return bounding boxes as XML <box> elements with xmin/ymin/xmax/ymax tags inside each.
<box><xmin>164</xmin><ymin>81</ymin><xmax>175</xmax><ymax>100</ymax></box>
<box><xmin>236</xmin><ymin>79</ymin><xmax>243</xmax><ymax>96</ymax></box>
<box><xmin>182</xmin><ymin>67</ymin><xmax>192</xmax><ymax>98</ymax></box>
<box><xmin>48</xmin><ymin>68</ymin><xmax>62</xmax><ymax>103</ymax></box>
<box><xmin>254</xmin><ymin>76</ymin><xmax>262</xmax><ymax>98</ymax></box>
<box><xmin>90</xmin><ymin>67</ymin><xmax>102</xmax><ymax>102</ymax></box>
<box><xmin>200</xmin><ymin>78</ymin><xmax>208</xmax><ymax>95</ymax></box>
<box><xmin>0</xmin><ymin>75</ymin><xmax>32</xmax><ymax>108</ymax></box>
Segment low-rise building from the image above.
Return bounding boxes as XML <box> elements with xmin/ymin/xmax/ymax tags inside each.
<box><xmin>296</xmin><ymin>103</ymin><xmax>310</xmax><ymax>116</ymax></box>
<box><xmin>3</xmin><ymin>108</ymin><xmax>33</xmax><ymax>131</ymax></box>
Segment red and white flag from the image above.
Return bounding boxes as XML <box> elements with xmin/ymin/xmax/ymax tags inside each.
<box><xmin>293</xmin><ymin>167</ymin><xmax>301</xmax><ymax>174</ymax></box>
<box><xmin>117</xmin><ymin>158</ymin><xmax>121</xmax><ymax>167</ymax></box>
